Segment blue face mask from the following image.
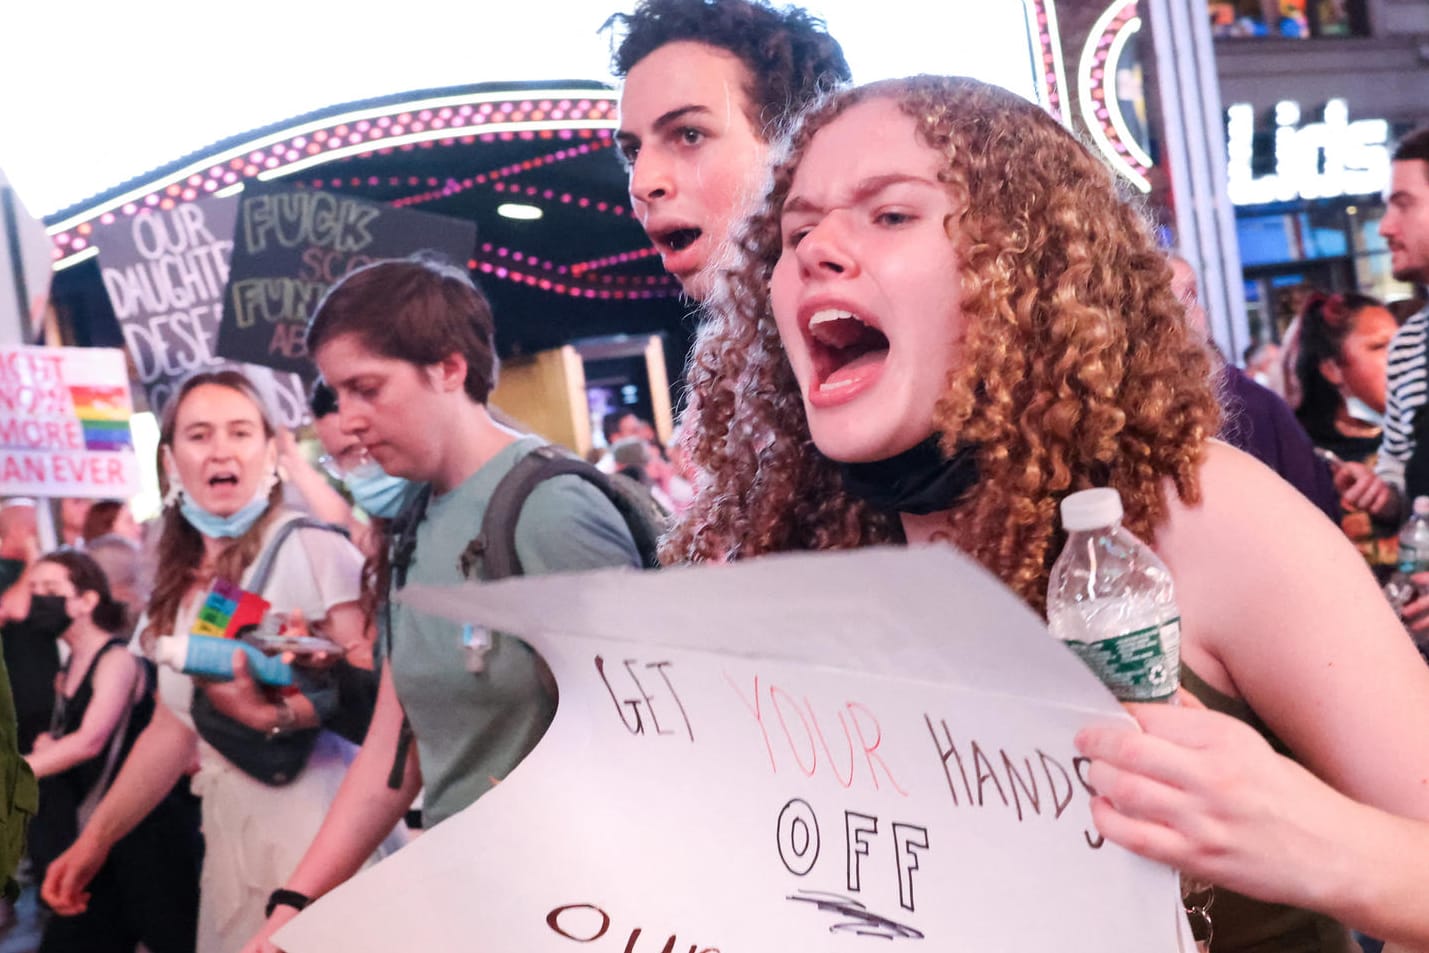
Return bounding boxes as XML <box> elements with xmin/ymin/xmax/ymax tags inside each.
<box><xmin>179</xmin><ymin>485</ymin><xmax>271</xmax><ymax>539</ymax></box>
<box><xmin>344</xmin><ymin>463</ymin><xmax>411</xmax><ymax>518</ymax></box>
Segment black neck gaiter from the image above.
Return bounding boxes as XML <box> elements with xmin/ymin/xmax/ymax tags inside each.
<box><xmin>837</xmin><ymin>435</ymin><xmax>979</xmax><ymax>515</ymax></box>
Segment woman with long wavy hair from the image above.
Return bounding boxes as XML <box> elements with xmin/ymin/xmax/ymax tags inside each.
<box><xmin>672</xmin><ymin>75</ymin><xmax>1429</xmax><ymax>953</ymax></box>
<box><xmin>42</xmin><ymin>370</ymin><xmax>398</xmax><ymax>953</ymax></box>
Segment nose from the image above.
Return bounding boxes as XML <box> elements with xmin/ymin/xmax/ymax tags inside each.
<box><xmin>208</xmin><ymin>431</ymin><xmax>237</xmax><ymax>459</ymax></box>
<box><xmin>336</xmin><ymin>400</ymin><xmax>365</xmax><ymax>439</ymax></box>
<box><xmin>1379</xmin><ymin>208</ymin><xmax>1397</xmax><ymax>240</ymax></box>
<box><xmin>629</xmin><ymin>149</ymin><xmax>673</xmax><ymax>207</ymax></box>
<box><xmin>794</xmin><ymin>212</ymin><xmax>857</xmax><ymax>279</ymax></box>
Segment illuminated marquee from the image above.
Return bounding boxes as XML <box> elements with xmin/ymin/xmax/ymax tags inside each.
<box><xmin>1226</xmin><ymin>98</ymin><xmax>1390</xmax><ymax>206</ymax></box>
<box><xmin>1078</xmin><ymin>0</ymin><xmax>1152</xmax><ymax>193</ymax></box>
<box><xmin>46</xmin><ymin>89</ymin><xmax>689</xmax><ymax>301</ymax></box>
<box><xmin>47</xmin><ymin>8</ymin><xmax>1071</xmax><ymax>296</ymax></box>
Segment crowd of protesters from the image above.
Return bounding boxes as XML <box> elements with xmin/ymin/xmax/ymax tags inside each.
<box><xmin>1</xmin><ymin>2</ymin><xmax>1428</xmax><ymax>952</ymax></box>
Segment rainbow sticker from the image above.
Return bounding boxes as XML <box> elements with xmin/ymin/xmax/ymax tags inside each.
<box><xmin>67</xmin><ymin>384</ymin><xmax>133</xmax><ymax>451</ymax></box>
<box><xmin>191</xmin><ymin>578</ymin><xmax>270</xmax><ymax>640</ymax></box>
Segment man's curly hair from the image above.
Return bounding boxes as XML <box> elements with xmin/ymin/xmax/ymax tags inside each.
<box><xmin>603</xmin><ymin>0</ymin><xmax>851</xmax><ymax>138</ymax></box>
<box><xmin>665</xmin><ymin>75</ymin><xmax>1221</xmax><ymax>612</ymax></box>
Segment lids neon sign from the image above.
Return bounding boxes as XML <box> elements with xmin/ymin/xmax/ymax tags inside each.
<box><xmin>1227</xmin><ymin>98</ymin><xmax>1389</xmax><ymax>206</ymax></box>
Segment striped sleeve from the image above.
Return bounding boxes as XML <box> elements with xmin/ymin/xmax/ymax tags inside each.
<box><xmin>1376</xmin><ymin>306</ymin><xmax>1429</xmax><ymax>491</ymax></box>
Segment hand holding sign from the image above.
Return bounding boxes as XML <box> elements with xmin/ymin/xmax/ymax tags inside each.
<box><xmin>273</xmin><ymin>547</ymin><xmax>1181</xmax><ymax>952</ymax></box>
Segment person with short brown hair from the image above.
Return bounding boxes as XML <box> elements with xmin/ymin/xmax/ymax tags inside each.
<box><xmin>243</xmin><ymin>257</ymin><xmax>643</xmax><ymax>951</ymax></box>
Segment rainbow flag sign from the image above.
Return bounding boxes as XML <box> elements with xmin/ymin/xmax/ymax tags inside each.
<box><xmin>192</xmin><ymin>578</ymin><xmax>271</xmax><ymax>640</ymax></box>
<box><xmin>0</xmin><ymin>346</ymin><xmax>140</xmax><ymax>498</ymax></box>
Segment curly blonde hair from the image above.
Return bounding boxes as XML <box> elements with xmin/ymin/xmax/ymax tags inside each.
<box><xmin>665</xmin><ymin>75</ymin><xmax>1221</xmax><ymax>611</ymax></box>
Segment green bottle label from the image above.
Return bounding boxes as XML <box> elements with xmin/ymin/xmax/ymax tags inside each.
<box><xmin>1066</xmin><ymin>617</ymin><xmax>1181</xmax><ymax>702</ymax></box>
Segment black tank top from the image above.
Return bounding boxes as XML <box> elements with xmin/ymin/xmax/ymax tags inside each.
<box><xmin>49</xmin><ymin>639</ymin><xmax>152</xmax><ymax>803</ymax></box>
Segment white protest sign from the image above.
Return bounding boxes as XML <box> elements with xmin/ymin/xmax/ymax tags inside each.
<box><xmin>0</xmin><ymin>345</ymin><xmax>139</xmax><ymax>498</ymax></box>
<box><xmin>276</xmin><ymin>547</ymin><xmax>1184</xmax><ymax>952</ymax></box>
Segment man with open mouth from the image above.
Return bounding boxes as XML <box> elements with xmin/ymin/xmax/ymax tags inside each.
<box><xmin>606</xmin><ymin>0</ymin><xmax>851</xmax><ymax>302</ymax></box>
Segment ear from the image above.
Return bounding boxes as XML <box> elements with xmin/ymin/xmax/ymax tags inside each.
<box><xmin>429</xmin><ymin>352</ymin><xmax>470</xmax><ymax>396</ymax></box>
<box><xmin>1318</xmin><ymin>357</ymin><xmax>1345</xmax><ymax>388</ymax></box>
<box><xmin>74</xmin><ymin>589</ymin><xmax>100</xmax><ymax>618</ymax></box>
<box><xmin>160</xmin><ymin>446</ymin><xmax>180</xmax><ymax>485</ymax></box>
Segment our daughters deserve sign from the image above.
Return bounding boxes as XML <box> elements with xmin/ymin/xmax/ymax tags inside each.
<box><xmin>89</xmin><ymin>196</ymin><xmax>310</xmax><ymax>427</ymax></box>
<box><xmin>274</xmin><ymin>547</ymin><xmax>1185</xmax><ymax>952</ymax></box>
<box><xmin>0</xmin><ymin>346</ymin><xmax>139</xmax><ymax>497</ymax></box>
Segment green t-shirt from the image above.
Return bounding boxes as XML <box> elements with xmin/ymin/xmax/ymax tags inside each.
<box><xmin>388</xmin><ymin>436</ymin><xmax>640</xmax><ymax>825</ymax></box>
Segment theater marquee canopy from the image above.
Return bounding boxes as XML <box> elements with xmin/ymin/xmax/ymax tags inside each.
<box><xmin>2</xmin><ymin>1</ymin><xmax>1157</xmax><ymax>357</ymax></box>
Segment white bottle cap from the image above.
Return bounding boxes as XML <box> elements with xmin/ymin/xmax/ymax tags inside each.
<box><xmin>1415</xmin><ymin>496</ymin><xmax>1429</xmax><ymax>517</ymax></box>
<box><xmin>152</xmin><ymin>634</ymin><xmax>187</xmax><ymax>670</ymax></box>
<box><xmin>1060</xmin><ymin>488</ymin><xmax>1124</xmax><ymax>531</ymax></box>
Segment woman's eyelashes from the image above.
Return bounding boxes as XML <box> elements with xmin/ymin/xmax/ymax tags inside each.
<box><xmin>782</xmin><ymin>205</ymin><xmax>921</xmax><ymax>249</ymax></box>
<box><xmin>874</xmin><ymin>208</ymin><xmax>916</xmax><ymax>227</ymax></box>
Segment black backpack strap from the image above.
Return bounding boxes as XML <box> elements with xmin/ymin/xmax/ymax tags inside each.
<box><xmin>475</xmin><ymin>444</ymin><xmax>661</xmax><ymax>581</ymax></box>
<box><xmin>384</xmin><ymin>486</ymin><xmax>431</xmax><ymax>792</ymax></box>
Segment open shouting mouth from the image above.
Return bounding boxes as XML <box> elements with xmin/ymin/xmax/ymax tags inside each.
<box><xmin>805</xmin><ymin>308</ymin><xmax>890</xmax><ymax>407</ymax></box>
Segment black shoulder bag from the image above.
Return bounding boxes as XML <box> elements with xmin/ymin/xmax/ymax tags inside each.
<box><xmin>189</xmin><ymin>517</ymin><xmax>346</xmax><ymax>786</ymax></box>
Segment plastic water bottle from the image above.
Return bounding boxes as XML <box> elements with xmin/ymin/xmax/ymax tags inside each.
<box><xmin>153</xmin><ymin>634</ymin><xmax>294</xmax><ymax>687</ymax></box>
<box><xmin>1385</xmin><ymin>496</ymin><xmax>1429</xmax><ymax>614</ymax></box>
<box><xmin>1046</xmin><ymin>488</ymin><xmax>1181</xmax><ymax>703</ymax></box>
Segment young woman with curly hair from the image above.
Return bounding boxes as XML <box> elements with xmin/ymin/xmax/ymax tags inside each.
<box><xmin>673</xmin><ymin>75</ymin><xmax>1429</xmax><ymax>953</ymax></box>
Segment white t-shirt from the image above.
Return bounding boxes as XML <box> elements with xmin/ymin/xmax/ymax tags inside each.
<box><xmin>131</xmin><ymin>509</ymin><xmax>380</xmax><ymax>953</ymax></box>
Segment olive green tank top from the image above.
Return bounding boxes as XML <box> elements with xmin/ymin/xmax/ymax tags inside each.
<box><xmin>1181</xmin><ymin>665</ymin><xmax>1361</xmax><ymax>953</ymax></box>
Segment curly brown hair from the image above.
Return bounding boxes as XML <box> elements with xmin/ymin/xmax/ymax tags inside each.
<box><xmin>666</xmin><ymin>75</ymin><xmax>1221</xmax><ymax>611</ymax></box>
<box><xmin>143</xmin><ymin>370</ymin><xmax>284</xmax><ymax>647</ymax></box>
<box><xmin>604</xmin><ymin>0</ymin><xmax>851</xmax><ymax>138</ymax></box>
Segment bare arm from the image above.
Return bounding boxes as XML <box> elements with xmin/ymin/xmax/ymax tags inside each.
<box><xmin>1078</xmin><ymin>699</ymin><xmax>1429</xmax><ymax>952</ymax></box>
<box><xmin>1161</xmin><ymin>442</ymin><xmax>1429</xmax><ymax>816</ymax></box>
<box><xmin>277</xmin><ymin>429</ymin><xmax>364</xmax><ymax>538</ymax></box>
<box><xmin>25</xmin><ymin>650</ymin><xmax>140</xmax><ymax>779</ymax></box>
<box><xmin>0</xmin><ymin>549</ymin><xmax>38</xmax><ymax>624</ymax></box>
<box><xmin>43</xmin><ymin>698</ymin><xmax>197</xmax><ymax>914</ymax></box>
<box><xmin>243</xmin><ymin>663</ymin><xmax>420</xmax><ymax>953</ymax></box>
<box><xmin>1078</xmin><ymin>443</ymin><xmax>1429</xmax><ymax>941</ymax></box>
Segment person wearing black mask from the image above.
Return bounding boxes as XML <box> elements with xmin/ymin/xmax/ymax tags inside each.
<box><xmin>25</xmin><ymin>549</ymin><xmax>201</xmax><ymax>953</ymax></box>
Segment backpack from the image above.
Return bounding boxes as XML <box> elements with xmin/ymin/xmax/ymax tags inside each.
<box><xmin>383</xmin><ymin>443</ymin><xmax>663</xmax><ymax>790</ymax></box>
<box><xmin>466</xmin><ymin>444</ymin><xmax>664</xmax><ymax>579</ymax></box>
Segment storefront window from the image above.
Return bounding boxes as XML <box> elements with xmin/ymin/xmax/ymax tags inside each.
<box><xmin>1210</xmin><ymin>0</ymin><xmax>1367</xmax><ymax>37</ymax></box>
<box><xmin>1236</xmin><ymin>200</ymin><xmax>1418</xmax><ymax>343</ymax></box>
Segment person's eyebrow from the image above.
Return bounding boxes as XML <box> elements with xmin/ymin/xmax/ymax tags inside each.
<box><xmin>782</xmin><ymin>173</ymin><xmax>940</xmax><ymax>217</ymax></box>
<box><xmin>616</xmin><ymin>104</ymin><xmax>715</xmax><ymax>148</ymax></box>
